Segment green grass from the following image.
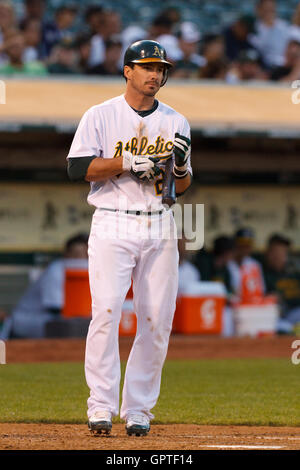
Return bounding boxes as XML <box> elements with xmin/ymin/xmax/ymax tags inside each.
<box><xmin>0</xmin><ymin>359</ymin><xmax>299</xmax><ymax>426</ymax></box>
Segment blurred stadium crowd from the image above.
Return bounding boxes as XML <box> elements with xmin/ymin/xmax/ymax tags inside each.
<box><xmin>1</xmin><ymin>0</ymin><xmax>300</xmax><ymax>82</ymax></box>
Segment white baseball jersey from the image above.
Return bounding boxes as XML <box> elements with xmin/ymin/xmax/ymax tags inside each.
<box><xmin>67</xmin><ymin>94</ymin><xmax>192</xmax><ymax>211</ymax></box>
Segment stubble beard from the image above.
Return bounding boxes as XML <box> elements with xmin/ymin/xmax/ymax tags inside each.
<box><xmin>131</xmin><ymin>79</ymin><xmax>159</xmax><ymax>98</ymax></box>
<box><xmin>143</xmin><ymin>88</ymin><xmax>157</xmax><ymax>97</ymax></box>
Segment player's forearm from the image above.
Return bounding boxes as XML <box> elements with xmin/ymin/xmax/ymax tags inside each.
<box><xmin>175</xmin><ymin>172</ymin><xmax>192</xmax><ymax>195</ymax></box>
<box><xmin>85</xmin><ymin>157</ymin><xmax>124</xmax><ymax>182</ymax></box>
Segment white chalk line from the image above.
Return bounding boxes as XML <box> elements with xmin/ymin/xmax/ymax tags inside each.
<box><xmin>198</xmin><ymin>445</ymin><xmax>283</xmax><ymax>449</ymax></box>
<box><xmin>256</xmin><ymin>436</ymin><xmax>300</xmax><ymax>441</ymax></box>
<box><xmin>177</xmin><ymin>435</ymin><xmax>300</xmax><ymax>441</ymax></box>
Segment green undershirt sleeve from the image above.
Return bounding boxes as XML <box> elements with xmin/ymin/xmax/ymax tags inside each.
<box><xmin>67</xmin><ymin>156</ymin><xmax>96</xmax><ymax>181</ymax></box>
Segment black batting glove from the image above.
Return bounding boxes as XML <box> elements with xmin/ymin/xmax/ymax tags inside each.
<box><xmin>173</xmin><ymin>133</ymin><xmax>190</xmax><ymax>178</ymax></box>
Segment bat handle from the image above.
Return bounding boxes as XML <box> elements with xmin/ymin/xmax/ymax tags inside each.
<box><xmin>162</xmin><ymin>155</ymin><xmax>176</xmax><ymax>208</ymax></box>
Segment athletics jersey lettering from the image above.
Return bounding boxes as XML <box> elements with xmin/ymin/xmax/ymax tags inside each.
<box><xmin>67</xmin><ymin>94</ymin><xmax>192</xmax><ymax>211</ymax></box>
<box><xmin>113</xmin><ymin>136</ymin><xmax>173</xmax><ymax>158</ymax></box>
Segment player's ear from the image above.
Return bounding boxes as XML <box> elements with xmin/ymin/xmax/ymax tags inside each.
<box><xmin>124</xmin><ymin>64</ymin><xmax>133</xmax><ymax>81</ymax></box>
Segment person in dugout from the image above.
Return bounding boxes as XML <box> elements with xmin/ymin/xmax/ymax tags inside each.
<box><xmin>0</xmin><ymin>233</ymin><xmax>88</xmax><ymax>340</ymax></box>
<box><xmin>262</xmin><ymin>233</ymin><xmax>300</xmax><ymax>334</ymax></box>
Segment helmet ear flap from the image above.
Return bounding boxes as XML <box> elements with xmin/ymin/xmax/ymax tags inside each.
<box><xmin>160</xmin><ymin>67</ymin><xmax>169</xmax><ymax>87</ymax></box>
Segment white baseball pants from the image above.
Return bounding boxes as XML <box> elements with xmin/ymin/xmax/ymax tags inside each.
<box><xmin>85</xmin><ymin>209</ymin><xmax>178</xmax><ymax>420</ymax></box>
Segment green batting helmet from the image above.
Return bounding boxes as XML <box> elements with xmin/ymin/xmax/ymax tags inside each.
<box><xmin>123</xmin><ymin>40</ymin><xmax>172</xmax><ymax>86</ymax></box>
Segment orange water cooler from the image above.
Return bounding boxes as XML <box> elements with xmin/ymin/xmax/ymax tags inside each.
<box><xmin>62</xmin><ymin>270</ymin><xmax>91</xmax><ymax>318</ymax></box>
<box><xmin>62</xmin><ymin>270</ymin><xmax>137</xmax><ymax>336</ymax></box>
<box><xmin>173</xmin><ymin>282</ymin><xmax>226</xmax><ymax>334</ymax></box>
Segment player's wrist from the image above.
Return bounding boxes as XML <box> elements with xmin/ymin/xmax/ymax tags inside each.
<box><xmin>122</xmin><ymin>150</ymin><xmax>133</xmax><ymax>171</ymax></box>
<box><xmin>173</xmin><ymin>165</ymin><xmax>189</xmax><ymax>179</ymax></box>
<box><xmin>173</xmin><ymin>158</ymin><xmax>188</xmax><ymax>173</ymax></box>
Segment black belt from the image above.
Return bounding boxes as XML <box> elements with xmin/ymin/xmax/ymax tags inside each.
<box><xmin>99</xmin><ymin>207</ymin><xmax>164</xmax><ymax>216</ymax></box>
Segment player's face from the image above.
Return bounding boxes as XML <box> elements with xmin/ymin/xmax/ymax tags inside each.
<box><xmin>266</xmin><ymin>243</ymin><xmax>288</xmax><ymax>271</ymax></box>
<box><xmin>126</xmin><ymin>63</ymin><xmax>165</xmax><ymax>96</ymax></box>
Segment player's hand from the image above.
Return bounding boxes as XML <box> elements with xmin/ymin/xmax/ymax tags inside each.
<box><xmin>132</xmin><ymin>156</ymin><xmax>161</xmax><ymax>181</ymax></box>
<box><xmin>123</xmin><ymin>151</ymin><xmax>160</xmax><ymax>181</ymax></box>
<box><xmin>173</xmin><ymin>133</ymin><xmax>191</xmax><ymax>168</ymax></box>
<box><xmin>173</xmin><ymin>133</ymin><xmax>190</xmax><ymax>179</ymax></box>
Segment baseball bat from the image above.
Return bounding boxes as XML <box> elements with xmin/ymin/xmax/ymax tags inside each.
<box><xmin>162</xmin><ymin>155</ymin><xmax>176</xmax><ymax>207</ymax></box>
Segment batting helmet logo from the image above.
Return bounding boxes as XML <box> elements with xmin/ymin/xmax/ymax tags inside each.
<box><xmin>153</xmin><ymin>45</ymin><xmax>162</xmax><ymax>57</ymax></box>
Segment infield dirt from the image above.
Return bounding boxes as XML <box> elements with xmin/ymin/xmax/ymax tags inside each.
<box><xmin>1</xmin><ymin>422</ymin><xmax>300</xmax><ymax>450</ymax></box>
<box><xmin>5</xmin><ymin>334</ymin><xmax>296</xmax><ymax>363</ymax></box>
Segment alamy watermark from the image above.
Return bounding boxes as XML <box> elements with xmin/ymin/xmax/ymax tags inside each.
<box><xmin>0</xmin><ymin>340</ymin><xmax>6</xmax><ymax>364</ymax></box>
<box><xmin>0</xmin><ymin>80</ymin><xmax>6</xmax><ymax>104</ymax></box>
<box><xmin>291</xmin><ymin>340</ymin><xmax>300</xmax><ymax>365</ymax></box>
<box><xmin>93</xmin><ymin>199</ymin><xmax>204</xmax><ymax>250</ymax></box>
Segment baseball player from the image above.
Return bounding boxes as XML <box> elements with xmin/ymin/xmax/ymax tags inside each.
<box><xmin>67</xmin><ymin>40</ymin><xmax>192</xmax><ymax>436</ymax></box>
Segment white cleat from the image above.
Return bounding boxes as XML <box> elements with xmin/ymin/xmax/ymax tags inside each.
<box><xmin>126</xmin><ymin>414</ymin><xmax>150</xmax><ymax>436</ymax></box>
<box><xmin>88</xmin><ymin>410</ymin><xmax>112</xmax><ymax>435</ymax></box>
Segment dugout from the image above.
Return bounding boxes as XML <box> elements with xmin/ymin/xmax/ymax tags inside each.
<box><xmin>0</xmin><ymin>77</ymin><xmax>300</xmax><ymax>312</ymax></box>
